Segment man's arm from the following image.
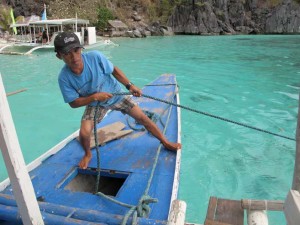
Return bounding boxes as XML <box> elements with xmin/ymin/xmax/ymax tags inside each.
<box><xmin>69</xmin><ymin>92</ymin><xmax>113</xmax><ymax>108</ymax></box>
<box><xmin>112</xmin><ymin>66</ymin><xmax>142</xmax><ymax>97</ymax></box>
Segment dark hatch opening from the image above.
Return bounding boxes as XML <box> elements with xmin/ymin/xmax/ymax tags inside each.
<box><xmin>62</xmin><ymin>168</ymin><xmax>129</xmax><ymax>196</ymax></box>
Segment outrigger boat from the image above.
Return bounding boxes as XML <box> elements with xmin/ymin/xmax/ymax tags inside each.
<box><xmin>1</xmin><ymin>18</ymin><xmax>115</xmax><ymax>55</ymax></box>
<box><xmin>0</xmin><ymin>74</ymin><xmax>185</xmax><ymax>225</ymax></box>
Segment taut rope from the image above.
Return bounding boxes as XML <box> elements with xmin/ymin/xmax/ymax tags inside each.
<box><xmin>112</xmin><ymin>92</ymin><xmax>295</xmax><ymax>141</ymax></box>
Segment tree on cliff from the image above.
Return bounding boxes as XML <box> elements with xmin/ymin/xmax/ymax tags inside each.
<box><xmin>96</xmin><ymin>7</ymin><xmax>114</xmax><ymax>32</ymax></box>
<box><xmin>0</xmin><ymin>5</ymin><xmax>13</xmax><ymax>33</ymax></box>
<box><xmin>0</xmin><ymin>4</ymin><xmax>27</xmax><ymax>34</ymax></box>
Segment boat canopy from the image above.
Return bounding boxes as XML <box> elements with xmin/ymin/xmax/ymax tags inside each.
<box><xmin>30</xmin><ymin>18</ymin><xmax>89</xmax><ymax>26</ymax></box>
<box><xmin>7</xmin><ymin>17</ymin><xmax>90</xmax><ymax>48</ymax></box>
<box><xmin>10</xmin><ymin>18</ymin><xmax>89</xmax><ymax>28</ymax></box>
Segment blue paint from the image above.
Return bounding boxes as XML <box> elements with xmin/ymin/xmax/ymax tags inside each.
<box><xmin>0</xmin><ymin>74</ymin><xmax>179</xmax><ymax>225</ymax></box>
<box><xmin>0</xmin><ymin>194</ymin><xmax>167</xmax><ymax>225</ymax></box>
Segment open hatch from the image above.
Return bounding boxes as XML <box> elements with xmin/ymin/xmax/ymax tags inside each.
<box><xmin>59</xmin><ymin>168</ymin><xmax>130</xmax><ymax>196</ymax></box>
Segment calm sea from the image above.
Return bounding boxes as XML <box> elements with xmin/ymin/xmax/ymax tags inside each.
<box><xmin>0</xmin><ymin>35</ymin><xmax>299</xmax><ymax>224</ymax></box>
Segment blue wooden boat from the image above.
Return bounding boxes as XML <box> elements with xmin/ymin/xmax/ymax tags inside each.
<box><xmin>0</xmin><ymin>74</ymin><xmax>183</xmax><ymax>225</ymax></box>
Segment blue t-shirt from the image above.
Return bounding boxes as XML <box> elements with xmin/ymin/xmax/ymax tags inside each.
<box><xmin>58</xmin><ymin>51</ymin><xmax>123</xmax><ymax>107</ymax></box>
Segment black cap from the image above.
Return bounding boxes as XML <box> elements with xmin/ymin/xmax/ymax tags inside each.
<box><xmin>54</xmin><ymin>32</ymin><xmax>83</xmax><ymax>53</ymax></box>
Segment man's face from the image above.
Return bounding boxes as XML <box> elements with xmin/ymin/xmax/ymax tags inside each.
<box><xmin>58</xmin><ymin>47</ymin><xmax>83</xmax><ymax>70</ymax></box>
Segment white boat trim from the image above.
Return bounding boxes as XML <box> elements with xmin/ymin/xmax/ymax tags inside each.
<box><xmin>168</xmin><ymin>83</ymin><xmax>182</xmax><ymax>218</ymax></box>
<box><xmin>167</xmin><ymin>200</ymin><xmax>187</xmax><ymax>225</ymax></box>
<box><xmin>0</xmin><ymin>73</ymin><xmax>44</xmax><ymax>224</ymax></box>
<box><xmin>0</xmin><ymin>44</ymin><xmax>13</xmax><ymax>53</ymax></box>
<box><xmin>24</xmin><ymin>44</ymin><xmax>54</xmax><ymax>55</ymax></box>
<box><xmin>0</xmin><ymin>129</ymin><xmax>79</xmax><ymax>192</ymax></box>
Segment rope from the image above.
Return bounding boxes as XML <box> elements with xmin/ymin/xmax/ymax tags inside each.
<box><xmin>93</xmin><ymin>102</ymin><xmax>101</xmax><ymax>193</ymax></box>
<box><xmin>96</xmin><ymin>191</ymin><xmax>135</xmax><ymax>208</ymax></box>
<box><xmin>112</xmin><ymin>92</ymin><xmax>295</xmax><ymax>141</ymax></box>
<box><xmin>144</xmin><ymin>83</ymin><xmax>177</xmax><ymax>87</ymax></box>
<box><xmin>120</xmin><ymin>91</ymin><xmax>175</xmax><ymax>225</ymax></box>
<box><xmin>127</xmin><ymin>110</ymin><xmax>160</xmax><ymax>131</ymax></box>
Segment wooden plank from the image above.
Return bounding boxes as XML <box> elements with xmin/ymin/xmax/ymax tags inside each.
<box><xmin>90</xmin><ymin>129</ymin><xmax>133</xmax><ymax>148</ymax></box>
<box><xmin>185</xmin><ymin>223</ymin><xmax>202</xmax><ymax>225</ymax></box>
<box><xmin>76</xmin><ymin>122</ymin><xmax>133</xmax><ymax>148</ymax></box>
<box><xmin>204</xmin><ymin>197</ymin><xmax>244</xmax><ymax>225</ymax></box>
<box><xmin>216</xmin><ymin>198</ymin><xmax>243</xmax><ymax>225</ymax></box>
<box><xmin>95</xmin><ymin>121</ymin><xmax>126</xmax><ymax>133</ymax></box>
<box><xmin>0</xmin><ymin>73</ymin><xmax>44</xmax><ymax>225</ymax></box>
<box><xmin>205</xmin><ymin>219</ymin><xmax>231</xmax><ymax>225</ymax></box>
<box><xmin>6</xmin><ymin>88</ymin><xmax>27</xmax><ymax>96</ymax></box>
<box><xmin>90</xmin><ymin>122</ymin><xmax>133</xmax><ymax>148</ymax></box>
<box><xmin>206</xmin><ymin>197</ymin><xmax>218</xmax><ymax>220</ymax></box>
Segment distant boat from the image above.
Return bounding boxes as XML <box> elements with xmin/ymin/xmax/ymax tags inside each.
<box><xmin>1</xmin><ymin>18</ymin><xmax>115</xmax><ymax>55</ymax></box>
<box><xmin>0</xmin><ymin>74</ymin><xmax>185</xmax><ymax>225</ymax></box>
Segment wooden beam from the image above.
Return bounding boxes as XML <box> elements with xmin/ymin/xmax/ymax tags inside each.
<box><xmin>204</xmin><ymin>219</ymin><xmax>231</xmax><ymax>225</ymax></box>
<box><xmin>204</xmin><ymin>197</ymin><xmax>244</xmax><ymax>225</ymax></box>
<box><xmin>205</xmin><ymin>197</ymin><xmax>218</xmax><ymax>221</ymax></box>
<box><xmin>6</xmin><ymin>88</ymin><xmax>27</xmax><ymax>97</ymax></box>
<box><xmin>292</xmin><ymin>93</ymin><xmax>300</xmax><ymax>191</ymax></box>
<box><xmin>241</xmin><ymin>199</ymin><xmax>284</xmax><ymax>211</ymax></box>
<box><xmin>0</xmin><ymin>74</ymin><xmax>44</xmax><ymax>225</ymax></box>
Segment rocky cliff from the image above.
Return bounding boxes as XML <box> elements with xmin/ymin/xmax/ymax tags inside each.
<box><xmin>4</xmin><ymin>0</ymin><xmax>300</xmax><ymax>35</ymax></box>
<box><xmin>168</xmin><ymin>0</ymin><xmax>300</xmax><ymax>34</ymax></box>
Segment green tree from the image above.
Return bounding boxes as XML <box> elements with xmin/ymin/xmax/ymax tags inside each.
<box><xmin>0</xmin><ymin>5</ymin><xmax>13</xmax><ymax>33</ymax></box>
<box><xmin>159</xmin><ymin>0</ymin><xmax>172</xmax><ymax>23</ymax></box>
<box><xmin>96</xmin><ymin>7</ymin><xmax>114</xmax><ymax>32</ymax></box>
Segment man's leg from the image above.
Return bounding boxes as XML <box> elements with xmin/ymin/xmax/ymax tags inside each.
<box><xmin>78</xmin><ymin>119</ymin><xmax>94</xmax><ymax>169</ymax></box>
<box><xmin>78</xmin><ymin>105</ymin><xmax>108</xmax><ymax>169</ymax></box>
<box><xmin>127</xmin><ymin>105</ymin><xmax>181</xmax><ymax>151</ymax></box>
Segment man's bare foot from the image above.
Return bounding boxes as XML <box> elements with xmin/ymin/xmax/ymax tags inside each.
<box><xmin>79</xmin><ymin>154</ymin><xmax>92</xmax><ymax>169</ymax></box>
<box><xmin>162</xmin><ymin>141</ymin><xmax>181</xmax><ymax>151</ymax></box>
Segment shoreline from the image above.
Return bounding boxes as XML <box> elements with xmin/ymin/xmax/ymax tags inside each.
<box><xmin>0</xmin><ymin>38</ymin><xmax>10</xmax><ymax>49</ymax></box>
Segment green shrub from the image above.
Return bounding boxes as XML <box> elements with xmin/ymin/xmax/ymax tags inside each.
<box><xmin>0</xmin><ymin>5</ymin><xmax>13</xmax><ymax>33</ymax></box>
<box><xmin>96</xmin><ymin>7</ymin><xmax>114</xmax><ymax>32</ymax></box>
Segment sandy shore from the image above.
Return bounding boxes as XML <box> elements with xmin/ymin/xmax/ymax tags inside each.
<box><xmin>0</xmin><ymin>38</ymin><xmax>8</xmax><ymax>48</ymax></box>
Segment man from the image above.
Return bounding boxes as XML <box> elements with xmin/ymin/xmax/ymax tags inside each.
<box><xmin>42</xmin><ymin>29</ymin><xmax>49</xmax><ymax>43</ymax></box>
<box><xmin>84</xmin><ymin>28</ymin><xmax>88</xmax><ymax>45</ymax></box>
<box><xmin>54</xmin><ymin>32</ymin><xmax>181</xmax><ymax>169</ymax></box>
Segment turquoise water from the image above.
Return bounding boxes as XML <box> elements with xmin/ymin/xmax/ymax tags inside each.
<box><xmin>0</xmin><ymin>35</ymin><xmax>299</xmax><ymax>224</ymax></box>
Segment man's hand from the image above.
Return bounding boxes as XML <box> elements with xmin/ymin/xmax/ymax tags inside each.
<box><xmin>93</xmin><ymin>92</ymin><xmax>113</xmax><ymax>101</ymax></box>
<box><xmin>129</xmin><ymin>85</ymin><xmax>142</xmax><ymax>97</ymax></box>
